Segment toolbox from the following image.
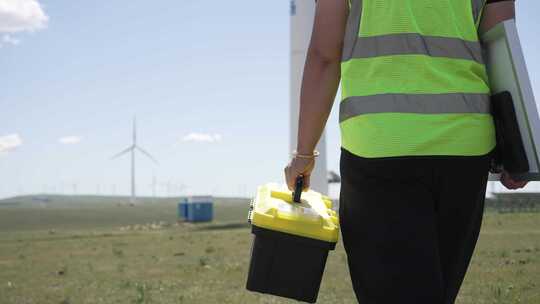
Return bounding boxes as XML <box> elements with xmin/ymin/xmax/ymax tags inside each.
<box><xmin>246</xmin><ymin>176</ymin><xmax>339</xmax><ymax>303</ymax></box>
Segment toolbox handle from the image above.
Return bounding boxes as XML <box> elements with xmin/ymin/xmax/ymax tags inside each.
<box><xmin>293</xmin><ymin>175</ymin><xmax>304</xmax><ymax>203</ymax></box>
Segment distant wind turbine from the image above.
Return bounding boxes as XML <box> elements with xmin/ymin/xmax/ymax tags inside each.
<box><xmin>111</xmin><ymin>118</ymin><xmax>158</xmax><ymax>204</ymax></box>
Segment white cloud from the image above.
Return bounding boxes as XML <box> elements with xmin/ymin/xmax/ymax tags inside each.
<box><xmin>0</xmin><ymin>0</ymin><xmax>48</xmax><ymax>33</ymax></box>
<box><xmin>182</xmin><ymin>133</ymin><xmax>222</xmax><ymax>143</ymax></box>
<box><xmin>0</xmin><ymin>133</ymin><xmax>22</xmax><ymax>153</ymax></box>
<box><xmin>59</xmin><ymin>136</ymin><xmax>82</xmax><ymax>145</ymax></box>
<box><xmin>2</xmin><ymin>34</ymin><xmax>20</xmax><ymax>45</ymax></box>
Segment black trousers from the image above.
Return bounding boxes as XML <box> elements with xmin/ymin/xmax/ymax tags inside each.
<box><xmin>339</xmin><ymin>147</ymin><xmax>494</xmax><ymax>304</ymax></box>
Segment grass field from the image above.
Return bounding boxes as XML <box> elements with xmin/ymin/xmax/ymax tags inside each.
<box><xmin>0</xmin><ymin>195</ymin><xmax>539</xmax><ymax>304</ymax></box>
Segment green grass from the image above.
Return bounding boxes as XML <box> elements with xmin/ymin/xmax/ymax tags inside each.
<box><xmin>0</xmin><ymin>195</ymin><xmax>249</xmax><ymax>232</ymax></box>
<box><xmin>0</xmin><ymin>196</ymin><xmax>538</xmax><ymax>303</ymax></box>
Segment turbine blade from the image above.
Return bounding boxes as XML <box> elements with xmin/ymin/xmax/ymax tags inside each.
<box><xmin>133</xmin><ymin>117</ymin><xmax>137</xmax><ymax>145</ymax></box>
<box><xmin>327</xmin><ymin>170</ymin><xmax>341</xmax><ymax>183</ymax></box>
<box><xmin>136</xmin><ymin>146</ymin><xmax>158</xmax><ymax>164</ymax></box>
<box><xmin>111</xmin><ymin>146</ymin><xmax>134</xmax><ymax>160</ymax></box>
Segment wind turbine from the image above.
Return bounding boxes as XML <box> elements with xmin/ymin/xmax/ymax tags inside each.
<box><xmin>111</xmin><ymin>118</ymin><xmax>158</xmax><ymax>204</ymax></box>
<box><xmin>290</xmin><ymin>0</ymin><xmax>328</xmax><ymax>194</ymax></box>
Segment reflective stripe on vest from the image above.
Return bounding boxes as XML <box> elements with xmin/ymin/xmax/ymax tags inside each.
<box><xmin>341</xmin><ymin>0</ymin><xmax>362</xmax><ymax>62</ymax></box>
<box><xmin>339</xmin><ymin>0</ymin><xmax>495</xmax><ymax>157</ymax></box>
<box><xmin>347</xmin><ymin>34</ymin><xmax>484</xmax><ymax>63</ymax></box>
<box><xmin>340</xmin><ymin>93</ymin><xmax>490</xmax><ymax>123</ymax></box>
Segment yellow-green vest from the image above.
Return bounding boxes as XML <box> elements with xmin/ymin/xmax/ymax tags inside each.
<box><xmin>340</xmin><ymin>0</ymin><xmax>496</xmax><ymax>158</ymax></box>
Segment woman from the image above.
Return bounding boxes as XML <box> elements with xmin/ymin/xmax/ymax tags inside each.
<box><xmin>284</xmin><ymin>0</ymin><xmax>527</xmax><ymax>303</ymax></box>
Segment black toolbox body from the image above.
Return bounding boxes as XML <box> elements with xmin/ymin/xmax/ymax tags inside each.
<box><xmin>246</xmin><ymin>225</ymin><xmax>337</xmax><ymax>303</ymax></box>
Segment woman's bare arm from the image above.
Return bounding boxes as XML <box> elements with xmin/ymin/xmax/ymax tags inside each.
<box><xmin>479</xmin><ymin>1</ymin><xmax>516</xmax><ymax>34</ymax></box>
<box><xmin>295</xmin><ymin>0</ymin><xmax>348</xmax><ymax>155</ymax></box>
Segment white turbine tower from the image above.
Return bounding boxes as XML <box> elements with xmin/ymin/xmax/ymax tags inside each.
<box><xmin>112</xmin><ymin>118</ymin><xmax>158</xmax><ymax>204</ymax></box>
<box><xmin>290</xmin><ymin>0</ymin><xmax>329</xmax><ymax>194</ymax></box>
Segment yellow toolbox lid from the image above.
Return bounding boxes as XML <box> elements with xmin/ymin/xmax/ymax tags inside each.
<box><xmin>248</xmin><ymin>183</ymin><xmax>339</xmax><ymax>243</ymax></box>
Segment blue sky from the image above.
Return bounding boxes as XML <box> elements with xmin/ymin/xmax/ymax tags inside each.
<box><xmin>0</xmin><ymin>1</ymin><xmax>539</xmax><ymax>199</ymax></box>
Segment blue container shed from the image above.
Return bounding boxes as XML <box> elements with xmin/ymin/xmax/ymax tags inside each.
<box><xmin>177</xmin><ymin>197</ymin><xmax>188</xmax><ymax>220</ymax></box>
<box><xmin>185</xmin><ymin>196</ymin><xmax>213</xmax><ymax>222</ymax></box>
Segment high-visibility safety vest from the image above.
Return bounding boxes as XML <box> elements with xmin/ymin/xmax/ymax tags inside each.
<box><xmin>340</xmin><ymin>0</ymin><xmax>496</xmax><ymax>158</ymax></box>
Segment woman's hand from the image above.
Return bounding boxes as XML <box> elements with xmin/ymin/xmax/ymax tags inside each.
<box><xmin>284</xmin><ymin>157</ymin><xmax>316</xmax><ymax>192</ymax></box>
<box><xmin>500</xmin><ymin>170</ymin><xmax>528</xmax><ymax>190</ymax></box>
